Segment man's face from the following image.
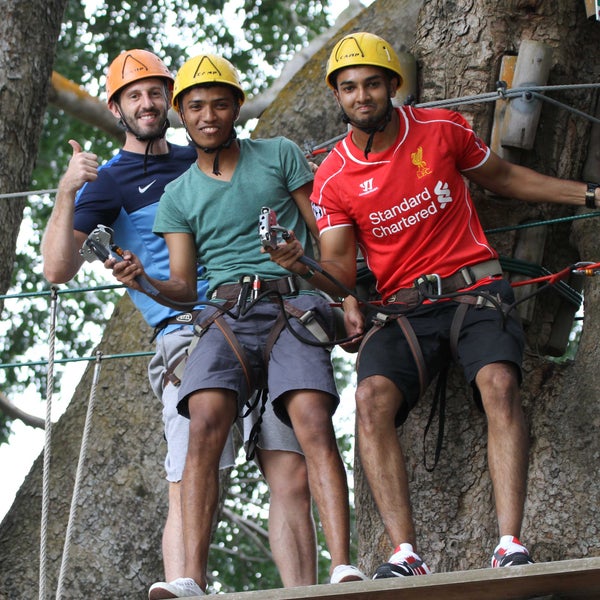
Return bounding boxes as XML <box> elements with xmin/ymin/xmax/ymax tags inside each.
<box><xmin>110</xmin><ymin>77</ymin><xmax>169</xmax><ymax>139</ymax></box>
<box><xmin>333</xmin><ymin>65</ymin><xmax>397</xmax><ymax>129</ymax></box>
<box><xmin>178</xmin><ymin>85</ymin><xmax>239</xmax><ymax>150</ymax></box>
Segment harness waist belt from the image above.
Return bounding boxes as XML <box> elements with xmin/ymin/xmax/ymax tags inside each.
<box><xmin>161</xmin><ymin>309</ymin><xmax>203</xmax><ymax>327</ymax></box>
<box><xmin>386</xmin><ymin>259</ymin><xmax>503</xmax><ymax>305</ymax></box>
<box><xmin>211</xmin><ymin>275</ymin><xmax>311</xmax><ymax>301</ymax></box>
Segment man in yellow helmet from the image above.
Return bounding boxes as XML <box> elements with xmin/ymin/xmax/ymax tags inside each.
<box><xmin>113</xmin><ymin>53</ymin><xmax>366</xmax><ymax>598</ymax></box>
<box><xmin>268</xmin><ymin>31</ymin><xmax>600</xmax><ymax>579</ymax></box>
<box><xmin>42</xmin><ymin>49</ymin><xmax>319</xmax><ymax>597</ymax></box>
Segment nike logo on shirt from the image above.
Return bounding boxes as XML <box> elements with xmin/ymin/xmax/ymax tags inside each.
<box><xmin>138</xmin><ymin>180</ymin><xmax>157</xmax><ymax>193</ymax></box>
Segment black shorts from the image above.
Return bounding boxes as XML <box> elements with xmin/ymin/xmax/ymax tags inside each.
<box><xmin>357</xmin><ymin>279</ymin><xmax>524</xmax><ymax>425</ymax></box>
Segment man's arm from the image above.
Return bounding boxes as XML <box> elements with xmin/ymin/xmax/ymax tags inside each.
<box><xmin>110</xmin><ymin>232</ymin><xmax>199</xmax><ymax>303</ymax></box>
<box><xmin>41</xmin><ymin>140</ymin><xmax>99</xmax><ymax>282</ymax></box>
<box><xmin>291</xmin><ymin>182</ymin><xmax>320</xmax><ymax>242</ymax></box>
<box><xmin>466</xmin><ymin>151</ymin><xmax>597</xmax><ymax>207</ymax></box>
<box><xmin>267</xmin><ymin>221</ymin><xmax>358</xmax><ymax>298</ymax></box>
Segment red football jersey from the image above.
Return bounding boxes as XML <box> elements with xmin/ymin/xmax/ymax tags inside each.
<box><xmin>312</xmin><ymin>106</ymin><xmax>498</xmax><ymax>301</ymax></box>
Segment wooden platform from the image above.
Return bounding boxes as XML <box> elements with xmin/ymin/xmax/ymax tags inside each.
<box><xmin>207</xmin><ymin>557</ymin><xmax>600</xmax><ymax>600</ymax></box>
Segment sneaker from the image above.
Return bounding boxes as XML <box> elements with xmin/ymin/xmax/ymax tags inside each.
<box><xmin>491</xmin><ymin>535</ymin><xmax>534</xmax><ymax>568</ymax></box>
<box><xmin>330</xmin><ymin>564</ymin><xmax>368</xmax><ymax>583</ymax></box>
<box><xmin>373</xmin><ymin>543</ymin><xmax>431</xmax><ymax>579</ymax></box>
<box><xmin>148</xmin><ymin>577</ymin><xmax>205</xmax><ymax>599</ymax></box>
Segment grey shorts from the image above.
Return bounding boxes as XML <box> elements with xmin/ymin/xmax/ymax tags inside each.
<box><xmin>149</xmin><ymin>324</ymin><xmax>304</xmax><ymax>482</ymax></box>
<box><xmin>357</xmin><ymin>279</ymin><xmax>524</xmax><ymax>425</ymax></box>
<box><xmin>177</xmin><ymin>293</ymin><xmax>340</xmax><ymax>426</ymax></box>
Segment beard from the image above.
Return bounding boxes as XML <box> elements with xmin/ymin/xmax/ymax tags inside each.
<box><xmin>121</xmin><ymin>108</ymin><xmax>168</xmax><ymax>141</ymax></box>
<box><xmin>348</xmin><ymin>104</ymin><xmax>389</xmax><ymax>130</ymax></box>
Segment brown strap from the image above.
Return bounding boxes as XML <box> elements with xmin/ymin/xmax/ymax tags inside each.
<box><xmin>449</xmin><ymin>302</ymin><xmax>469</xmax><ymax>363</ymax></box>
<box><xmin>356</xmin><ymin>314</ymin><xmax>429</xmax><ymax>400</ymax></box>
<box><xmin>213</xmin><ymin>316</ymin><xmax>254</xmax><ymax>392</ymax></box>
<box><xmin>396</xmin><ymin>315</ymin><xmax>429</xmax><ymax>399</ymax></box>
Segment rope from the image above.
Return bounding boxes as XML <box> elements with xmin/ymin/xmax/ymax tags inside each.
<box><xmin>56</xmin><ymin>351</ymin><xmax>103</xmax><ymax>599</ymax></box>
<box><xmin>0</xmin><ymin>188</ymin><xmax>57</xmax><ymax>200</ymax></box>
<box><xmin>0</xmin><ymin>351</ymin><xmax>153</xmax><ymax>370</ymax></box>
<box><xmin>306</xmin><ymin>82</ymin><xmax>600</xmax><ymax>156</ymax></box>
<box><xmin>38</xmin><ymin>286</ymin><xmax>58</xmax><ymax>600</ymax></box>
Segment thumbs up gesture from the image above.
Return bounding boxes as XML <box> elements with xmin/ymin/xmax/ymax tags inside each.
<box><xmin>59</xmin><ymin>139</ymin><xmax>99</xmax><ymax>196</ymax></box>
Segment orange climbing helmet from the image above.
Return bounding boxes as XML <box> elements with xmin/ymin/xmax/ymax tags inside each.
<box><xmin>172</xmin><ymin>53</ymin><xmax>245</xmax><ymax>111</ymax></box>
<box><xmin>106</xmin><ymin>49</ymin><xmax>173</xmax><ymax>103</ymax></box>
<box><xmin>325</xmin><ymin>32</ymin><xmax>403</xmax><ymax>89</ymax></box>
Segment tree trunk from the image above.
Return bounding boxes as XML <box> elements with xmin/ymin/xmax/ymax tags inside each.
<box><xmin>0</xmin><ymin>0</ymin><xmax>67</xmax><ymax>305</ymax></box>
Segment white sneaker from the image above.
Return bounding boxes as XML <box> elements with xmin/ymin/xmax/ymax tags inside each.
<box><xmin>491</xmin><ymin>535</ymin><xmax>534</xmax><ymax>568</ymax></box>
<box><xmin>373</xmin><ymin>543</ymin><xmax>431</xmax><ymax>579</ymax></box>
<box><xmin>148</xmin><ymin>577</ymin><xmax>205</xmax><ymax>599</ymax></box>
<box><xmin>330</xmin><ymin>564</ymin><xmax>368</xmax><ymax>583</ymax></box>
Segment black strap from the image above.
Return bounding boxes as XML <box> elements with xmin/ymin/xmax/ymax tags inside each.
<box><xmin>423</xmin><ymin>366</ymin><xmax>448</xmax><ymax>472</ymax></box>
<box><xmin>245</xmin><ymin>389</ymin><xmax>268</xmax><ymax>461</ymax></box>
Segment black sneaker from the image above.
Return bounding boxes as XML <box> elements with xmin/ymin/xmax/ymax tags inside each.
<box><xmin>373</xmin><ymin>543</ymin><xmax>431</xmax><ymax>579</ymax></box>
<box><xmin>491</xmin><ymin>535</ymin><xmax>535</xmax><ymax>568</ymax></box>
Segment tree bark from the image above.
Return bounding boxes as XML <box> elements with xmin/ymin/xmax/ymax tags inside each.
<box><xmin>0</xmin><ymin>0</ymin><xmax>67</xmax><ymax>306</ymax></box>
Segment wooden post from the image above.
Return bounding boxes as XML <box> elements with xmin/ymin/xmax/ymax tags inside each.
<box><xmin>500</xmin><ymin>40</ymin><xmax>553</xmax><ymax>150</ymax></box>
<box><xmin>489</xmin><ymin>54</ymin><xmax>519</xmax><ymax>163</ymax></box>
<box><xmin>510</xmin><ymin>223</ymin><xmax>547</xmax><ymax>325</ymax></box>
<box><xmin>584</xmin><ymin>0</ymin><xmax>599</xmax><ymax>20</ymax></box>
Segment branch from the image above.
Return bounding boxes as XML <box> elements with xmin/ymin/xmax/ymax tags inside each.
<box><xmin>0</xmin><ymin>390</ymin><xmax>45</xmax><ymax>429</ymax></box>
<box><xmin>46</xmin><ymin>3</ymin><xmax>365</xmax><ymax>135</ymax></box>
<box><xmin>238</xmin><ymin>0</ymin><xmax>365</xmax><ymax>124</ymax></box>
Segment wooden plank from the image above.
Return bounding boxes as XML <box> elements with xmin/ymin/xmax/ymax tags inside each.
<box><xmin>205</xmin><ymin>557</ymin><xmax>600</xmax><ymax>600</ymax></box>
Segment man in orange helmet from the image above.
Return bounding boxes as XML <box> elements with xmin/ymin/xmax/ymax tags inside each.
<box><xmin>42</xmin><ymin>49</ymin><xmax>319</xmax><ymax>596</ymax></box>
<box><xmin>268</xmin><ymin>31</ymin><xmax>600</xmax><ymax>579</ymax></box>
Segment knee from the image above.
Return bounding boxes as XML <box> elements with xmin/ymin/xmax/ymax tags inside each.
<box><xmin>187</xmin><ymin>410</ymin><xmax>230</xmax><ymax>460</ymax></box>
<box><xmin>356</xmin><ymin>377</ymin><xmax>400</xmax><ymax>435</ymax></box>
<box><xmin>269</xmin><ymin>455</ymin><xmax>311</xmax><ymax>504</ymax></box>
<box><xmin>285</xmin><ymin>393</ymin><xmax>336</xmax><ymax>445</ymax></box>
<box><xmin>477</xmin><ymin>363</ymin><xmax>522</xmax><ymax>420</ymax></box>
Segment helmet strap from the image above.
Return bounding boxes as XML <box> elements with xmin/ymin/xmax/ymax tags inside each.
<box><xmin>186</xmin><ymin>128</ymin><xmax>238</xmax><ymax>176</ymax></box>
<box><xmin>342</xmin><ymin>99</ymin><xmax>394</xmax><ymax>159</ymax></box>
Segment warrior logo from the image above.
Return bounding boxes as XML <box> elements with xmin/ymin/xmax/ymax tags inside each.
<box><xmin>359</xmin><ymin>178</ymin><xmax>378</xmax><ymax>196</ymax></box>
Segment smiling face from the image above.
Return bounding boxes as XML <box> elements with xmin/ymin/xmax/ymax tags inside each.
<box><xmin>333</xmin><ymin>65</ymin><xmax>398</xmax><ymax>130</ymax></box>
<box><xmin>177</xmin><ymin>84</ymin><xmax>240</xmax><ymax>151</ymax></box>
<box><xmin>109</xmin><ymin>77</ymin><xmax>170</xmax><ymax>142</ymax></box>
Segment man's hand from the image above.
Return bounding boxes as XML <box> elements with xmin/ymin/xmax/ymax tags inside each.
<box><xmin>340</xmin><ymin>295</ymin><xmax>365</xmax><ymax>353</ymax></box>
<box><xmin>106</xmin><ymin>250</ymin><xmax>146</xmax><ymax>292</ymax></box>
<box><xmin>59</xmin><ymin>139</ymin><xmax>99</xmax><ymax>195</ymax></box>
<box><xmin>263</xmin><ymin>233</ymin><xmax>309</xmax><ymax>275</ymax></box>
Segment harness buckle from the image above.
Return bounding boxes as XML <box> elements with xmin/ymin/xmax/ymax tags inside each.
<box><xmin>415</xmin><ymin>273</ymin><xmax>442</xmax><ymax>301</ymax></box>
<box><xmin>372</xmin><ymin>312</ymin><xmax>392</xmax><ymax>327</ymax></box>
<box><xmin>252</xmin><ymin>274</ymin><xmax>261</xmax><ymax>300</ymax></box>
<box><xmin>285</xmin><ymin>275</ymin><xmax>298</xmax><ymax>296</ymax></box>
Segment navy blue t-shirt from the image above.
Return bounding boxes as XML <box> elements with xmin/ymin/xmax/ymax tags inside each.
<box><xmin>74</xmin><ymin>143</ymin><xmax>207</xmax><ymax>328</ymax></box>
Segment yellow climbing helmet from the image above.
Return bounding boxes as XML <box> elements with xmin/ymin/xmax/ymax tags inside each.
<box><xmin>172</xmin><ymin>54</ymin><xmax>245</xmax><ymax>111</ymax></box>
<box><xmin>106</xmin><ymin>49</ymin><xmax>173</xmax><ymax>103</ymax></box>
<box><xmin>325</xmin><ymin>32</ymin><xmax>403</xmax><ymax>89</ymax></box>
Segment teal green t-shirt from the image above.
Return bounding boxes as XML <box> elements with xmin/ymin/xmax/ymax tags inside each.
<box><xmin>154</xmin><ymin>136</ymin><xmax>314</xmax><ymax>292</ymax></box>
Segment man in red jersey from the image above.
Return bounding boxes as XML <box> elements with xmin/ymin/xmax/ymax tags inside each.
<box><xmin>268</xmin><ymin>31</ymin><xmax>600</xmax><ymax>579</ymax></box>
